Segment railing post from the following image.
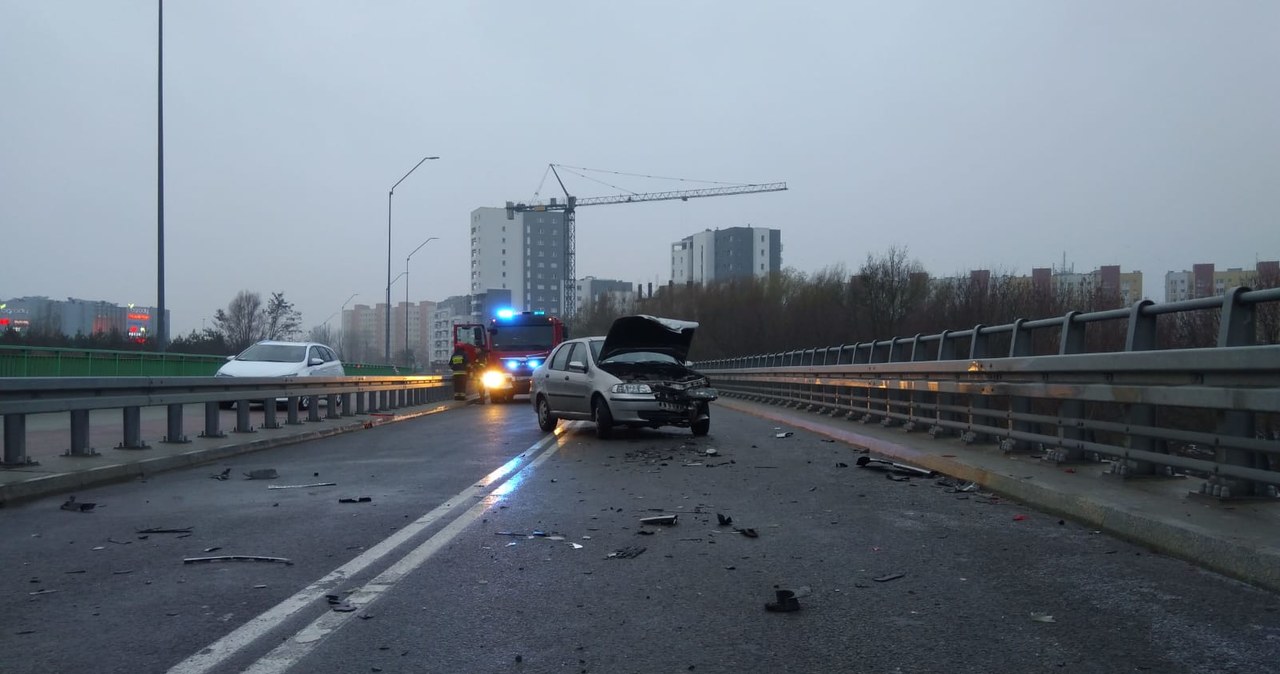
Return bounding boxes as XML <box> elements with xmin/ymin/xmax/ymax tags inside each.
<box><xmin>261</xmin><ymin>399</ymin><xmax>280</xmax><ymax>430</ymax></box>
<box><xmin>201</xmin><ymin>402</ymin><xmax>224</xmax><ymax>438</ymax></box>
<box><xmin>234</xmin><ymin>401</ymin><xmax>255</xmax><ymax>434</ymax></box>
<box><xmin>930</xmin><ymin>330</ymin><xmax>956</xmax><ymax>438</ymax></box>
<box><xmin>1049</xmin><ymin>312</ymin><xmax>1087</xmax><ymax>464</ymax></box>
<box><xmin>1202</xmin><ymin>287</ymin><xmax>1263</xmax><ymax>498</ymax></box>
<box><xmin>326</xmin><ymin>394</ymin><xmax>341</xmax><ymax>420</ymax></box>
<box><xmin>307</xmin><ymin>397</ymin><xmax>323</xmax><ymax>422</ymax></box>
<box><xmin>118</xmin><ymin>406</ymin><xmax>149</xmax><ymax>449</ymax></box>
<box><xmin>285</xmin><ymin>397</ymin><xmax>303</xmax><ymax>425</ymax></box>
<box><xmin>341</xmin><ymin>392</ymin><xmax>354</xmax><ymax>416</ymax></box>
<box><xmin>1001</xmin><ymin>319</ymin><xmax>1034</xmax><ymax>452</ymax></box>
<box><xmin>878</xmin><ymin>338</ymin><xmax>906</xmax><ymax>428</ymax></box>
<box><xmin>1114</xmin><ymin>300</ymin><xmax>1164</xmax><ymax>478</ymax></box>
<box><xmin>68</xmin><ymin>409</ymin><xmax>97</xmax><ymax>456</ymax></box>
<box><xmin>962</xmin><ymin>325</ymin><xmax>990</xmax><ymax>445</ymax></box>
<box><xmin>356</xmin><ymin>390</ymin><xmax>369</xmax><ymax>414</ymax></box>
<box><xmin>163</xmin><ymin>403</ymin><xmax>190</xmax><ymax>443</ymax></box>
<box><xmin>3</xmin><ymin>414</ymin><xmax>30</xmax><ymax>466</ymax></box>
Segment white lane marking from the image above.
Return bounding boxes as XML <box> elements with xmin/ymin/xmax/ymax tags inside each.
<box><xmin>241</xmin><ymin>428</ymin><xmax>571</xmax><ymax>674</ymax></box>
<box><xmin>166</xmin><ymin>429</ymin><xmax>566</xmax><ymax>674</ymax></box>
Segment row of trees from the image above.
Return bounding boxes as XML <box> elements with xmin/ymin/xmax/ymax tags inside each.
<box><xmin>572</xmin><ymin>247</ymin><xmax>1280</xmax><ymax>361</ymax></box>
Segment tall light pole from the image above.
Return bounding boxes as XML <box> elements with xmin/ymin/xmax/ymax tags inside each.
<box><xmin>156</xmin><ymin>0</ymin><xmax>166</xmax><ymax>349</ymax></box>
<box><xmin>405</xmin><ymin>236</ymin><xmax>438</xmax><ymax>368</ymax></box>
<box><xmin>386</xmin><ymin>155</ymin><xmax>438</xmax><ymax>362</ymax></box>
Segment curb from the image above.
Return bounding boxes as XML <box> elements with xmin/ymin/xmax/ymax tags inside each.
<box><xmin>715</xmin><ymin>397</ymin><xmax>1280</xmax><ymax>593</ymax></box>
<box><xmin>0</xmin><ymin>399</ymin><xmax>466</xmax><ymax>507</ymax></box>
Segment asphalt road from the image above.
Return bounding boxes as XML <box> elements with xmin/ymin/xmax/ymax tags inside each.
<box><xmin>1</xmin><ymin>401</ymin><xmax>1277</xmax><ymax>674</ymax></box>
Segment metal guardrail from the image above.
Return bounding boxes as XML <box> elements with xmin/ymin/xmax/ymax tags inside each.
<box><xmin>697</xmin><ymin>287</ymin><xmax>1280</xmax><ymax>500</ymax></box>
<box><xmin>0</xmin><ymin>345</ymin><xmax>406</xmax><ymax>378</ymax></box>
<box><xmin>0</xmin><ymin>375</ymin><xmax>448</xmax><ymax>466</ymax></box>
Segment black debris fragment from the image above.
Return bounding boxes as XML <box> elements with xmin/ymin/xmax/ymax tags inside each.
<box><xmin>836</xmin><ymin>462</ymin><xmax>849</xmax><ymax>468</ymax></box>
<box><xmin>60</xmin><ymin>496</ymin><xmax>95</xmax><ymax>512</ymax></box>
<box><xmin>338</xmin><ymin>497</ymin><xmax>373</xmax><ymax>504</ymax></box>
<box><xmin>183</xmin><ymin>555</ymin><xmax>293</xmax><ymax>565</ymax></box>
<box><xmin>716</xmin><ymin>513</ymin><xmax>733</xmax><ymax>527</ymax></box>
<box><xmin>137</xmin><ymin>527</ymin><xmax>192</xmax><ymax>534</ymax></box>
<box><xmin>606</xmin><ymin>546</ymin><xmax>647</xmax><ymax>560</ymax></box>
<box><xmin>765</xmin><ymin>589</ymin><xmax>800</xmax><ymax>612</ymax></box>
<box><xmin>886</xmin><ymin>474</ymin><xmax>911</xmax><ymax>482</ymax></box>
<box><xmin>873</xmin><ymin>573</ymin><xmax>905</xmax><ymax>583</ymax></box>
<box><xmin>636</xmin><ymin>530</ymin><xmax>655</xmax><ymax>536</ymax></box>
<box><xmin>211</xmin><ymin>468</ymin><xmax>231</xmax><ymax>481</ymax></box>
<box><xmin>736</xmin><ymin>528</ymin><xmax>759</xmax><ymax>538</ymax></box>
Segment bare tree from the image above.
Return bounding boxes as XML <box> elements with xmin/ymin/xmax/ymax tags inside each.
<box><xmin>852</xmin><ymin>246</ymin><xmax>929</xmax><ymax>338</ymax></box>
<box><xmin>213</xmin><ymin>290</ymin><xmax>266</xmax><ymax>352</ymax></box>
<box><xmin>306</xmin><ymin>323</ymin><xmax>334</xmax><ymax>347</ymax></box>
<box><xmin>265</xmin><ymin>292</ymin><xmax>302</xmax><ymax>341</ymax></box>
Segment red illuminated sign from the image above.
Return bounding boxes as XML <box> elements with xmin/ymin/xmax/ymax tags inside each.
<box><xmin>127</xmin><ymin>313</ymin><xmax>151</xmax><ymax>321</ymax></box>
<box><xmin>0</xmin><ymin>318</ymin><xmax>9</xmax><ymax>326</ymax></box>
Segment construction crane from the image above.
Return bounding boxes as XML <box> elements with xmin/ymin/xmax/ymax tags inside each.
<box><xmin>506</xmin><ymin>164</ymin><xmax>787</xmax><ymax>314</ymax></box>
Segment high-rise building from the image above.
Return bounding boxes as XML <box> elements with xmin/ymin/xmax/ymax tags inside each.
<box><xmin>575</xmin><ymin>277</ymin><xmax>636</xmax><ymax>313</ymax></box>
<box><xmin>1165</xmin><ymin>261</ymin><xmax>1279</xmax><ymax>302</ymax></box>
<box><xmin>670</xmin><ymin>226</ymin><xmax>781</xmax><ymax>285</ymax></box>
<box><xmin>470</xmin><ymin>207</ymin><xmax>566</xmax><ymax>315</ymax></box>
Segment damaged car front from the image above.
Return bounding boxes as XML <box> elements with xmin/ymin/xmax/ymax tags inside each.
<box><xmin>529</xmin><ymin>315</ymin><xmax>719</xmax><ymax>438</ymax></box>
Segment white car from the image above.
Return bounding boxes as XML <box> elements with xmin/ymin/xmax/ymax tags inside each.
<box><xmin>215</xmin><ymin>340</ymin><xmax>344</xmax><ymax>408</ymax></box>
<box><xmin>529</xmin><ymin>315</ymin><xmax>718</xmax><ymax>438</ymax></box>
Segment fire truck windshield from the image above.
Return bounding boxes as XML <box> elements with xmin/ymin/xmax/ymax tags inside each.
<box><xmin>490</xmin><ymin>325</ymin><xmax>555</xmax><ymax>351</ymax></box>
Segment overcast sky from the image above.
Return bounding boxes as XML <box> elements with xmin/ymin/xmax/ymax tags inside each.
<box><xmin>2</xmin><ymin>1</ymin><xmax>1277</xmax><ymax>336</ymax></box>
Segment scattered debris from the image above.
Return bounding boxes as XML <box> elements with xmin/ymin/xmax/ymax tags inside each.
<box><xmin>716</xmin><ymin>513</ymin><xmax>733</xmax><ymax>527</ymax></box>
<box><xmin>91</xmin><ymin>546</ymin><xmax>105</xmax><ymax>551</ymax></box>
<box><xmin>1030</xmin><ymin>613</ymin><xmax>1056</xmax><ymax>623</ymax></box>
<box><xmin>1013</xmin><ymin>514</ymin><xmax>1028</xmax><ymax>522</ymax></box>
<box><xmin>243</xmin><ymin>469</ymin><xmax>279</xmax><ymax>480</ymax></box>
<box><xmin>15</xmin><ymin>630</ymin><xmax>36</xmax><ymax>635</ymax></box>
<box><xmin>268</xmin><ymin>482</ymin><xmax>337</xmax><ymax>490</ymax></box>
<box><xmin>639</xmin><ymin>515</ymin><xmax>678</xmax><ymax>526</ymax></box>
<box><xmin>183</xmin><ymin>555</ymin><xmax>293</xmax><ymax>566</ymax></box>
<box><xmin>570</xmin><ymin>543</ymin><xmax>584</xmax><ymax>550</ymax></box>
<box><xmin>136</xmin><ymin>527</ymin><xmax>192</xmax><ymax>535</ymax></box>
<box><xmin>64</xmin><ymin>570</ymin><xmax>85</xmax><ymax>575</ymax></box>
<box><xmin>736</xmin><ymin>528</ymin><xmax>759</xmax><ymax>538</ymax></box>
<box><xmin>835</xmin><ymin>462</ymin><xmax>849</xmax><ymax>468</ymax></box>
<box><xmin>28</xmin><ymin>589</ymin><xmax>59</xmax><ymax>596</ymax></box>
<box><xmin>873</xmin><ymin>573</ymin><xmax>905</xmax><ymax>583</ymax></box>
<box><xmin>775</xmin><ymin>432</ymin><xmax>793</xmax><ymax>439</ymax></box>
<box><xmin>606</xmin><ymin>546</ymin><xmax>647</xmax><ymax>560</ymax></box>
<box><xmin>855</xmin><ymin>456</ymin><xmax>933</xmax><ymax>477</ymax></box>
<box><xmin>331</xmin><ymin>603</ymin><xmax>357</xmax><ymax>612</ymax></box>
<box><xmin>112</xmin><ymin>570</ymin><xmax>133</xmax><ymax>575</ymax></box>
<box><xmin>765</xmin><ymin>589</ymin><xmax>800</xmax><ymax>612</ymax></box>
<box><xmin>885</xmin><ymin>474</ymin><xmax>911</xmax><ymax>482</ymax></box>
<box><xmin>106</xmin><ymin>538</ymin><xmax>131</xmax><ymax>545</ymax></box>
<box><xmin>203</xmin><ymin>547</ymin><xmax>222</xmax><ymax>553</ymax></box>
<box><xmin>253</xmin><ymin>585</ymin><xmax>268</xmax><ymax>589</ymax></box>
<box><xmin>211</xmin><ymin>468</ymin><xmax>231</xmax><ymax>481</ymax></box>
<box><xmin>60</xmin><ymin>496</ymin><xmax>95</xmax><ymax>513</ymax></box>
<box><xmin>338</xmin><ymin>497</ymin><xmax>373</xmax><ymax>504</ymax></box>
<box><xmin>636</xmin><ymin>530</ymin><xmax>655</xmax><ymax>536</ymax></box>
<box><xmin>704</xmin><ymin>448</ymin><xmax>718</xmax><ymax>456</ymax></box>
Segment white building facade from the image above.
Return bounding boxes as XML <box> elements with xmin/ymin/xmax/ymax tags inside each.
<box><xmin>670</xmin><ymin>226</ymin><xmax>781</xmax><ymax>285</ymax></box>
<box><xmin>470</xmin><ymin>207</ymin><xmax>566</xmax><ymax>315</ymax></box>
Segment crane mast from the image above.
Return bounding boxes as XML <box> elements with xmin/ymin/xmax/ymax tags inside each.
<box><xmin>506</xmin><ymin>166</ymin><xmax>787</xmax><ymax>315</ymax></box>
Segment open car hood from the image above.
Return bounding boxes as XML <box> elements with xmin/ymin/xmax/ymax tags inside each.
<box><xmin>598</xmin><ymin>315</ymin><xmax>698</xmax><ymax>363</ymax></box>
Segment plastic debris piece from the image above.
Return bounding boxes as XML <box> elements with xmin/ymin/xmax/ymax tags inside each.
<box><xmin>549</xmin><ymin>535</ymin><xmax>566</xmax><ymax>541</ymax></box>
<box><xmin>182</xmin><ymin>555</ymin><xmax>293</xmax><ymax>565</ymax></box>
<box><xmin>716</xmin><ymin>513</ymin><xmax>733</xmax><ymax>526</ymax></box>
<box><xmin>775</xmin><ymin>432</ymin><xmax>793</xmax><ymax>439</ymax></box>
<box><xmin>203</xmin><ymin>547</ymin><xmax>221</xmax><ymax>553</ymax></box>
<box><xmin>640</xmin><ymin>515</ymin><xmax>678</xmax><ymax>526</ymax></box>
<box><xmin>253</xmin><ymin>584</ymin><xmax>268</xmax><ymax>589</ymax></box>
<box><xmin>506</xmin><ymin>542</ymin><xmax>517</xmax><ymax>547</ymax></box>
<box><xmin>112</xmin><ymin>570</ymin><xmax>133</xmax><ymax>575</ymax></box>
<box><xmin>269</xmin><ymin>482</ymin><xmax>337</xmax><ymax>490</ymax></box>
<box><xmin>886</xmin><ymin>474</ymin><xmax>911</xmax><ymax>482</ymax></box>
<box><xmin>636</xmin><ymin>530</ymin><xmax>655</xmax><ymax>536</ymax></box>
<box><xmin>606</xmin><ymin>546</ymin><xmax>647</xmax><ymax>560</ymax></box>
<box><xmin>244</xmin><ymin>469</ymin><xmax>279</xmax><ymax>480</ymax></box>
<box><xmin>765</xmin><ymin>589</ymin><xmax>800</xmax><ymax>612</ymax></box>
<box><xmin>736</xmin><ymin>528</ymin><xmax>759</xmax><ymax>538</ymax></box>
<box><xmin>1013</xmin><ymin>514</ymin><xmax>1028</xmax><ymax>522</ymax></box>
<box><xmin>91</xmin><ymin>546</ymin><xmax>105</xmax><ymax>551</ymax></box>
<box><xmin>60</xmin><ymin>496</ymin><xmax>95</xmax><ymax>512</ymax></box>
<box><xmin>873</xmin><ymin>573</ymin><xmax>904</xmax><ymax>583</ymax></box>
<box><xmin>211</xmin><ymin>468</ymin><xmax>231</xmax><ymax>481</ymax></box>
<box><xmin>570</xmin><ymin>543</ymin><xmax>584</xmax><ymax>549</ymax></box>
<box><xmin>835</xmin><ymin>462</ymin><xmax>849</xmax><ymax>468</ymax></box>
<box><xmin>136</xmin><ymin>527</ymin><xmax>192</xmax><ymax>534</ymax></box>
<box><xmin>1030</xmin><ymin>613</ymin><xmax>1056</xmax><ymax>623</ymax></box>
<box><xmin>856</xmin><ymin>456</ymin><xmax>933</xmax><ymax>477</ymax></box>
<box><xmin>331</xmin><ymin>603</ymin><xmax>357</xmax><ymax>612</ymax></box>
<box><xmin>704</xmin><ymin>448</ymin><xmax>718</xmax><ymax>456</ymax></box>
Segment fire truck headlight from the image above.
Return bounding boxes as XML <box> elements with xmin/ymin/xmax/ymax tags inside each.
<box><xmin>481</xmin><ymin>370</ymin><xmax>507</xmax><ymax>389</ymax></box>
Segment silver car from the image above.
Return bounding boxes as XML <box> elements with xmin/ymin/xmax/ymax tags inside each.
<box><xmin>529</xmin><ymin>315</ymin><xmax>718</xmax><ymax>438</ymax></box>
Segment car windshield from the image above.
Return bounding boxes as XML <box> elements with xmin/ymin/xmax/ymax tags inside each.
<box><xmin>598</xmin><ymin>349</ymin><xmax>679</xmax><ymax>366</ymax></box>
<box><xmin>237</xmin><ymin>344</ymin><xmax>306</xmax><ymax>363</ymax></box>
<box><xmin>490</xmin><ymin>325</ymin><xmax>555</xmax><ymax>351</ymax></box>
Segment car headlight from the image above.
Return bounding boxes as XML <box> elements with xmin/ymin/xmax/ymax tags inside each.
<box><xmin>481</xmin><ymin>370</ymin><xmax>508</xmax><ymax>389</ymax></box>
<box><xmin>611</xmin><ymin>383</ymin><xmax>653</xmax><ymax>394</ymax></box>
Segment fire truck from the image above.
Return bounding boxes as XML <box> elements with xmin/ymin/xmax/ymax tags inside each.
<box><xmin>459</xmin><ymin>310</ymin><xmax>566</xmax><ymax>403</ymax></box>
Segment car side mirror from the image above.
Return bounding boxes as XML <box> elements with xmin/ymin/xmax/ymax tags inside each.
<box><xmin>568</xmin><ymin>361</ymin><xmax>586</xmax><ymax>373</ymax></box>
<box><xmin>309</xmin><ymin>357</ymin><xmax>324</xmax><ymax>366</ymax></box>
<box><xmin>225</xmin><ymin>355</ymin><xmax>235</xmax><ymax>361</ymax></box>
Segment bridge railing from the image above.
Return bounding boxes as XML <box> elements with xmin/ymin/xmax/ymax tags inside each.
<box><xmin>0</xmin><ymin>374</ymin><xmax>448</xmax><ymax>466</ymax></box>
<box><xmin>696</xmin><ymin>286</ymin><xmax>1280</xmax><ymax>500</ymax></box>
<box><xmin>0</xmin><ymin>345</ymin><xmax>405</xmax><ymax>377</ymax></box>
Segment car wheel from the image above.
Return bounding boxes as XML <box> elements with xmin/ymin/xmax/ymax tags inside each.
<box><xmin>593</xmin><ymin>396</ymin><xmax>614</xmax><ymax>439</ymax></box>
<box><xmin>536</xmin><ymin>395</ymin><xmax>558</xmax><ymax>433</ymax></box>
<box><xmin>298</xmin><ymin>396</ymin><xmax>311</xmax><ymax>411</ymax></box>
<box><xmin>692</xmin><ymin>404</ymin><xmax>710</xmax><ymax>436</ymax></box>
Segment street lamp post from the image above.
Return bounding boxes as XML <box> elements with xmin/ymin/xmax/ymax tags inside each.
<box><xmin>386</xmin><ymin>155</ymin><xmax>439</xmax><ymax>362</ymax></box>
<box><xmin>404</xmin><ymin>237</ymin><xmax>439</xmax><ymax>368</ymax></box>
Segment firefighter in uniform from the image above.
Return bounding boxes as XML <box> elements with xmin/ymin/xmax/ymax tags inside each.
<box><xmin>449</xmin><ymin>341</ymin><xmax>475</xmax><ymax>400</ymax></box>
